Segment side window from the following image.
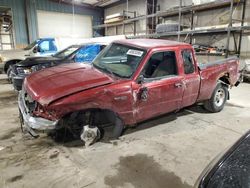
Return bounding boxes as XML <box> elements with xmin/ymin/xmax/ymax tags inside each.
<box><xmin>182</xmin><ymin>50</ymin><xmax>195</xmax><ymax>74</ymax></box>
<box><xmin>142</xmin><ymin>51</ymin><xmax>177</xmax><ymax>79</ymax></box>
<box><xmin>38</xmin><ymin>41</ymin><xmax>50</xmax><ymax>52</ymax></box>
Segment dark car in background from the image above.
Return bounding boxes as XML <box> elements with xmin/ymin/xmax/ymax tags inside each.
<box><xmin>196</xmin><ymin>130</ymin><xmax>250</xmax><ymax>188</ymax></box>
<box><xmin>11</xmin><ymin>43</ymin><xmax>107</xmax><ymax>90</ymax></box>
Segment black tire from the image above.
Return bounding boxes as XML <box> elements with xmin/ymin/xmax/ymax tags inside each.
<box><xmin>98</xmin><ymin>117</ymin><xmax>124</xmax><ymax>142</ymax></box>
<box><xmin>111</xmin><ymin>117</ymin><xmax>124</xmax><ymax>139</ymax></box>
<box><xmin>204</xmin><ymin>82</ymin><xmax>228</xmax><ymax>113</ymax></box>
<box><xmin>243</xmin><ymin>76</ymin><xmax>250</xmax><ymax>83</ymax></box>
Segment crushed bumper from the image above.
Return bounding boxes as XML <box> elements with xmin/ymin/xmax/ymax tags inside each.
<box><xmin>18</xmin><ymin>91</ymin><xmax>58</xmax><ymax>136</ymax></box>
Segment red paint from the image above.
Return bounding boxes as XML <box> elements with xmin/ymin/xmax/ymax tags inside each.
<box><xmin>24</xmin><ymin>39</ymin><xmax>240</xmax><ymax>126</ymax></box>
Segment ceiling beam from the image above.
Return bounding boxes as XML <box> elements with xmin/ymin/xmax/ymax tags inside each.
<box><xmin>102</xmin><ymin>0</ymin><xmax>127</xmax><ymax>8</ymax></box>
<box><xmin>94</xmin><ymin>0</ymin><xmax>125</xmax><ymax>7</ymax></box>
<box><xmin>50</xmin><ymin>0</ymin><xmax>97</xmax><ymax>9</ymax></box>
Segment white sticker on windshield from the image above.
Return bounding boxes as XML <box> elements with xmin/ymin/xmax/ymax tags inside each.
<box><xmin>127</xmin><ymin>49</ymin><xmax>143</xmax><ymax>57</ymax></box>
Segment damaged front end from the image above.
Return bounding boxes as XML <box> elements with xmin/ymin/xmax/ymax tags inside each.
<box><xmin>18</xmin><ymin>88</ymin><xmax>58</xmax><ymax>138</ymax></box>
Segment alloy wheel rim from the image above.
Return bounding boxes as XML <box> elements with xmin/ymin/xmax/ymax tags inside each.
<box><xmin>214</xmin><ymin>88</ymin><xmax>225</xmax><ymax>107</ymax></box>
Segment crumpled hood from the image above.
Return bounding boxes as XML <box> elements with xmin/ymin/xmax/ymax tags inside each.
<box><xmin>0</xmin><ymin>49</ymin><xmax>28</xmax><ymax>61</ymax></box>
<box><xmin>24</xmin><ymin>63</ymin><xmax>114</xmax><ymax>105</ymax></box>
<box><xmin>16</xmin><ymin>56</ymin><xmax>62</xmax><ymax>67</ymax></box>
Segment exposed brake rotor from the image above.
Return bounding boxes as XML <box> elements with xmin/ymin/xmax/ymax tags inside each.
<box><xmin>80</xmin><ymin>125</ymin><xmax>100</xmax><ymax>147</ymax></box>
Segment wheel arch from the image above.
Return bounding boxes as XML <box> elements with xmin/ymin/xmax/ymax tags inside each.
<box><xmin>218</xmin><ymin>72</ymin><xmax>231</xmax><ymax>86</ymax></box>
<box><xmin>217</xmin><ymin>73</ymin><xmax>230</xmax><ymax>100</ymax></box>
<box><xmin>4</xmin><ymin>59</ymin><xmax>22</xmax><ymax>73</ymax></box>
<box><xmin>56</xmin><ymin>108</ymin><xmax>125</xmax><ymax>140</ymax></box>
<box><xmin>59</xmin><ymin>107</ymin><xmax>125</xmax><ymax>128</ymax></box>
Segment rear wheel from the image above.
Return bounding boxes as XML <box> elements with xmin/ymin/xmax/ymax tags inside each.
<box><xmin>204</xmin><ymin>83</ymin><xmax>228</xmax><ymax>113</ymax></box>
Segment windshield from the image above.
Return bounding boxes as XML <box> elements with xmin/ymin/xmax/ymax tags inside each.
<box><xmin>23</xmin><ymin>40</ymin><xmax>40</xmax><ymax>50</ymax></box>
<box><xmin>92</xmin><ymin>43</ymin><xmax>146</xmax><ymax>78</ymax></box>
<box><xmin>53</xmin><ymin>46</ymin><xmax>80</xmax><ymax>58</ymax></box>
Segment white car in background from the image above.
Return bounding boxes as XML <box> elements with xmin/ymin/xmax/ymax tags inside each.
<box><xmin>0</xmin><ymin>35</ymin><xmax>126</xmax><ymax>78</ymax></box>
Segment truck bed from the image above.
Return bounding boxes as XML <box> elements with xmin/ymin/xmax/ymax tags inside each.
<box><xmin>197</xmin><ymin>56</ymin><xmax>240</xmax><ymax>102</ymax></box>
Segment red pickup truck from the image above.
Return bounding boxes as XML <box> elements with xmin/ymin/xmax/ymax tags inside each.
<box><xmin>19</xmin><ymin>39</ymin><xmax>240</xmax><ymax>145</ymax></box>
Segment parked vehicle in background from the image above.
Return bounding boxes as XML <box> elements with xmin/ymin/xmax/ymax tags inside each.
<box><xmin>18</xmin><ymin>39</ymin><xmax>240</xmax><ymax>145</ymax></box>
<box><xmin>242</xmin><ymin>59</ymin><xmax>250</xmax><ymax>82</ymax></box>
<box><xmin>11</xmin><ymin>43</ymin><xmax>107</xmax><ymax>91</ymax></box>
<box><xmin>0</xmin><ymin>35</ymin><xmax>126</xmax><ymax>76</ymax></box>
<box><xmin>0</xmin><ymin>37</ymin><xmax>91</xmax><ymax>75</ymax></box>
<box><xmin>195</xmin><ymin>130</ymin><xmax>250</xmax><ymax>188</ymax></box>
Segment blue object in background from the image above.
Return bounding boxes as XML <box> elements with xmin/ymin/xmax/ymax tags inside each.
<box><xmin>74</xmin><ymin>44</ymin><xmax>101</xmax><ymax>63</ymax></box>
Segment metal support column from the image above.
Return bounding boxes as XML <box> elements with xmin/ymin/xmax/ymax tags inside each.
<box><xmin>232</xmin><ymin>33</ymin><xmax>238</xmax><ymax>53</ymax></box>
<box><xmin>237</xmin><ymin>0</ymin><xmax>246</xmax><ymax>56</ymax></box>
<box><xmin>189</xmin><ymin>10</ymin><xmax>194</xmax><ymax>44</ymax></box>
<box><xmin>122</xmin><ymin>10</ymin><xmax>125</xmax><ymax>34</ymax></box>
<box><xmin>25</xmin><ymin>0</ymin><xmax>32</xmax><ymax>44</ymax></box>
<box><xmin>134</xmin><ymin>11</ymin><xmax>136</xmax><ymax>36</ymax></box>
<box><xmin>225</xmin><ymin>0</ymin><xmax>234</xmax><ymax>58</ymax></box>
<box><xmin>145</xmin><ymin>0</ymin><xmax>148</xmax><ymax>36</ymax></box>
<box><xmin>152</xmin><ymin>0</ymin><xmax>155</xmax><ymax>33</ymax></box>
<box><xmin>178</xmin><ymin>0</ymin><xmax>182</xmax><ymax>41</ymax></box>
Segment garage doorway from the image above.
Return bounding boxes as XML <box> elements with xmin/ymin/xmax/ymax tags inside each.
<box><xmin>0</xmin><ymin>7</ymin><xmax>14</xmax><ymax>50</ymax></box>
<box><xmin>37</xmin><ymin>10</ymin><xmax>92</xmax><ymax>39</ymax></box>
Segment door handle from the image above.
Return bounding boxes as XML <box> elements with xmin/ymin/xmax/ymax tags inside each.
<box><xmin>174</xmin><ymin>83</ymin><xmax>183</xmax><ymax>88</ymax></box>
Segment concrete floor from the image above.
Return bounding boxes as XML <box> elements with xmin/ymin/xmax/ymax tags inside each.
<box><xmin>0</xmin><ymin>73</ymin><xmax>250</xmax><ymax>188</ymax></box>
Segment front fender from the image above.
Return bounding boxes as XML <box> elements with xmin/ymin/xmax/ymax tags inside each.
<box><xmin>47</xmin><ymin>86</ymin><xmax>136</xmax><ymax>125</ymax></box>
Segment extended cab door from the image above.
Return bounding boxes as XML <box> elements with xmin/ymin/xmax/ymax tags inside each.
<box><xmin>180</xmin><ymin>49</ymin><xmax>200</xmax><ymax>108</ymax></box>
<box><xmin>134</xmin><ymin>50</ymin><xmax>184</xmax><ymax>122</ymax></box>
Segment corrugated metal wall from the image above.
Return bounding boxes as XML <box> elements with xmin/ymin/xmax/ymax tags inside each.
<box><xmin>0</xmin><ymin>0</ymin><xmax>27</xmax><ymax>46</ymax></box>
<box><xmin>0</xmin><ymin>0</ymin><xmax>103</xmax><ymax>47</ymax></box>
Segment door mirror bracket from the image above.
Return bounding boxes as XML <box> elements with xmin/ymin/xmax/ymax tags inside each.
<box><xmin>33</xmin><ymin>46</ymin><xmax>41</xmax><ymax>53</ymax></box>
<box><xmin>137</xmin><ymin>75</ymin><xmax>145</xmax><ymax>84</ymax></box>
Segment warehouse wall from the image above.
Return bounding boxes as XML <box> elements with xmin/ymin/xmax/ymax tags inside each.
<box><xmin>184</xmin><ymin>0</ymin><xmax>250</xmax><ymax>56</ymax></box>
<box><xmin>0</xmin><ymin>0</ymin><xmax>27</xmax><ymax>46</ymax></box>
<box><xmin>104</xmin><ymin>0</ymin><xmax>250</xmax><ymax>57</ymax></box>
<box><xmin>104</xmin><ymin>0</ymin><xmax>195</xmax><ymax>36</ymax></box>
<box><xmin>104</xmin><ymin>0</ymin><xmax>147</xmax><ymax>36</ymax></box>
<box><xmin>0</xmin><ymin>0</ymin><xmax>103</xmax><ymax>47</ymax></box>
<box><xmin>157</xmin><ymin>0</ymin><xmax>192</xmax><ymax>10</ymax></box>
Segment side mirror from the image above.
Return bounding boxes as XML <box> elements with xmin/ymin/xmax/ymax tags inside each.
<box><xmin>137</xmin><ymin>75</ymin><xmax>145</xmax><ymax>84</ymax></box>
<box><xmin>33</xmin><ymin>46</ymin><xmax>41</xmax><ymax>53</ymax></box>
<box><xmin>33</xmin><ymin>46</ymin><xmax>38</xmax><ymax>53</ymax></box>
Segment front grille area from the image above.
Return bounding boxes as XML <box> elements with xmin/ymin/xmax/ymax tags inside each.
<box><xmin>21</xmin><ymin>88</ymin><xmax>37</xmax><ymax>114</ymax></box>
<box><xmin>17</xmin><ymin>67</ymin><xmax>25</xmax><ymax>74</ymax></box>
